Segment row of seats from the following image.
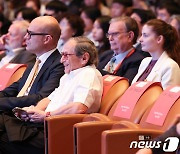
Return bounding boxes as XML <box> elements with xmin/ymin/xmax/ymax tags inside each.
<box><xmin>1</xmin><ymin>66</ymin><xmax>179</xmax><ymax>154</ymax></box>
<box><xmin>44</xmin><ymin>75</ymin><xmax>180</xmax><ymax>154</ymax></box>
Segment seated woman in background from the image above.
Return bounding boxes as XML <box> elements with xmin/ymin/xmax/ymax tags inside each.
<box><xmin>132</xmin><ymin>19</ymin><xmax>180</xmax><ymax>89</ymax></box>
<box><xmin>80</xmin><ymin>7</ymin><xmax>101</xmax><ymax>46</ymax></box>
<box><xmin>14</xmin><ymin>7</ymin><xmax>38</xmax><ymax>22</ymax></box>
<box><xmin>57</xmin><ymin>13</ymin><xmax>85</xmax><ymax>52</ymax></box>
<box><xmin>92</xmin><ymin>16</ymin><xmax>111</xmax><ymax>57</ymax></box>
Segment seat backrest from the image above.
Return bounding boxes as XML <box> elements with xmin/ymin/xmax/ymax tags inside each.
<box><xmin>102</xmin><ymin>75</ymin><xmax>126</xmax><ymax>99</ymax></box>
<box><xmin>107</xmin><ymin>81</ymin><xmax>163</xmax><ymax>123</ymax></box>
<box><xmin>0</xmin><ymin>63</ymin><xmax>27</xmax><ymax>90</ymax></box>
<box><xmin>99</xmin><ymin>75</ymin><xmax>129</xmax><ymax>115</ymax></box>
<box><xmin>139</xmin><ymin>86</ymin><xmax>180</xmax><ymax>131</ymax></box>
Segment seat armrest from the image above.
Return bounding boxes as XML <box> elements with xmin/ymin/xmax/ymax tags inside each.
<box><xmin>101</xmin><ymin>128</ymin><xmax>164</xmax><ymax>154</ymax></box>
<box><xmin>83</xmin><ymin>113</ymin><xmax>112</xmax><ymax>122</ymax></box>
<box><xmin>44</xmin><ymin>114</ymin><xmax>87</xmax><ymax>154</ymax></box>
<box><xmin>112</xmin><ymin>120</ymin><xmax>140</xmax><ymax>129</ymax></box>
<box><xmin>74</xmin><ymin>121</ymin><xmax>115</xmax><ymax>154</ymax></box>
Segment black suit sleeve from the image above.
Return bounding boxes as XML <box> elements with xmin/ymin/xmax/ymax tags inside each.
<box><xmin>152</xmin><ymin>123</ymin><xmax>179</xmax><ymax>154</ymax></box>
<box><xmin>0</xmin><ymin>51</ymin><xmax>64</xmax><ymax>111</ymax></box>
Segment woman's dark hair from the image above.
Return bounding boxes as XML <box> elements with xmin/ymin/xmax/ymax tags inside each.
<box><xmin>0</xmin><ymin>12</ymin><xmax>11</xmax><ymax>35</ymax></box>
<box><xmin>146</xmin><ymin>19</ymin><xmax>180</xmax><ymax>66</ymax></box>
<box><xmin>82</xmin><ymin>7</ymin><xmax>101</xmax><ymax>22</ymax></box>
<box><xmin>62</xmin><ymin>13</ymin><xmax>85</xmax><ymax>36</ymax></box>
<box><xmin>131</xmin><ymin>9</ymin><xmax>156</xmax><ymax>24</ymax></box>
<box><xmin>15</xmin><ymin>7</ymin><xmax>38</xmax><ymax>22</ymax></box>
<box><xmin>96</xmin><ymin>16</ymin><xmax>111</xmax><ymax>54</ymax></box>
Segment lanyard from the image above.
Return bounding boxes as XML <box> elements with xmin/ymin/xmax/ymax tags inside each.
<box><xmin>112</xmin><ymin>48</ymin><xmax>135</xmax><ymax>74</ymax></box>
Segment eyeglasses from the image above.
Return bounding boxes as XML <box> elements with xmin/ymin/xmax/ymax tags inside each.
<box><xmin>26</xmin><ymin>29</ymin><xmax>50</xmax><ymax>39</ymax></box>
<box><xmin>60</xmin><ymin>52</ymin><xmax>76</xmax><ymax>58</ymax></box>
<box><xmin>106</xmin><ymin>32</ymin><xmax>128</xmax><ymax>39</ymax></box>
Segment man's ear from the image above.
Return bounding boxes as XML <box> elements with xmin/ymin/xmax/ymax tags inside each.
<box><xmin>81</xmin><ymin>52</ymin><xmax>90</xmax><ymax>66</ymax></box>
<box><xmin>128</xmin><ymin>31</ymin><xmax>134</xmax><ymax>42</ymax></box>
<box><xmin>44</xmin><ymin>35</ymin><xmax>53</xmax><ymax>44</ymax></box>
<box><xmin>22</xmin><ymin>38</ymin><xmax>26</xmax><ymax>47</ymax></box>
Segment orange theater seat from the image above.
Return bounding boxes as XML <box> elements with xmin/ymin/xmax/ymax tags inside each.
<box><xmin>73</xmin><ymin>81</ymin><xmax>163</xmax><ymax>154</ymax></box>
<box><xmin>0</xmin><ymin>63</ymin><xmax>27</xmax><ymax>90</ymax></box>
<box><xmin>101</xmin><ymin>85</ymin><xmax>180</xmax><ymax>154</ymax></box>
<box><xmin>44</xmin><ymin>75</ymin><xmax>129</xmax><ymax>154</ymax></box>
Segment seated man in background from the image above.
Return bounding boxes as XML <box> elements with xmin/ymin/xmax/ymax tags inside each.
<box><xmin>98</xmin><ymin>16</ymin><xmax>147</xmax><ymax>83</ymax></box>
<box><xmin>0</xmin><ymin>20</ymin><xmax>36</xmax><ymax>67</ymax></box>
<box><xmin>0</xmin><ymin>16</ymin><xmax>64</xmax><ymax>111</ymax></box>
<box><xmin>0</xmin><ymin>36</ymin><xmax>103</xmax><ymax>154</ymax></box>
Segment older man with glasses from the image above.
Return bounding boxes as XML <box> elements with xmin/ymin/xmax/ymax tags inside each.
<box><xmin>0</xmin><ymin>20</ymin><xmax>36</xmax><ymax>67</ymax></box>
<box><xmin>98</xmin><ymin>16</ymin><xmax>148</xmax><ymax>83</ymax></box>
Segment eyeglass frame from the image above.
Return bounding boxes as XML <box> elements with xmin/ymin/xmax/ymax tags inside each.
<box><xmin>106</xmin><ymin>31</ymin><xmax>128</xmax><ymax>39</ymax></box>
<box><xmin>60</xmin><ymin>52</ymin><xmax>76</xmax><ymax>58</ymax></box>
<box><xmin>26</xmin><ymin>29</ymin><xmax>51</xmax><ymax>39</ymax></box>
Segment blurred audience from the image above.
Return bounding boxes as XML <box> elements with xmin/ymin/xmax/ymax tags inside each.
<box><xmin>169</xmin><ymin>15</ymin><xmax>180</xmax><ymax>37</ymax></box>
<box><xmin>60</xmin><ymin>0</ymin><xmax>82</xmax><ymax>15</ymax></box>
<box><xmin>156</xmin><ymin>2</ymin><xmax>180</xmax><ymax>23</ymax></box>
<box><xmin>80</xmin><ymin>7</ymin><xmax>101</xmax><ymax>45</ymax></box>
<box><xmin>44</xmin><ymin>0</ymin><xmax>67</xmax><ymax>21</ymax></box>
<box><xmin>14</xmin><ymin>7</ymin><xmax>38</xmax><ymax>22</ymax></box>
<box><xmin>0</xmin><ymin>12</ymin><xmax>11</xmax><ymax>36</ymax></box>
<box><xmin>110</xmin><ymin>0</ymin><xmax>133</xmax><ymax>17</ymax></box>
<box><xmin>25</xmin><ymin>0</ymin><xmax>41</xmax><ymax>16</ymax></box>
<box><xmin>82</xmin><ymin>0</ymin><xmax>110</xmax><ymax>16</ymax></box>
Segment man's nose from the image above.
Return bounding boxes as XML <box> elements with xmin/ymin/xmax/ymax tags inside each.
<box><xmin>60</xmin><ymin>56</ymin><xmax>65</xmax><ymax>63</ymax></box>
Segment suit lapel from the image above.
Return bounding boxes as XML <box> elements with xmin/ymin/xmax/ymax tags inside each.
<box><xmin>34</xmin><ymin>49</ymin><xmax>59</xmax><ymax>82</ymax></box>
<box><xmin>147</xmin><ymin>52</ymin><xmax>168</xmax><ymax>81</ymax></box>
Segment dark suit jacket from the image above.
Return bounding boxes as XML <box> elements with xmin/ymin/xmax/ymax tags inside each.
<box><xmin>10</xmin><ymin>48</ymin><xmax>36</xmax><ymax>66</ymax></box>
<box><xmin>152</xmin><ymin>122</ymin><xmax>180</xmax><ymax>154</ymax></box>
<box><xmin>0</xmin><ymin>49</ymin><xmax>64</xmax><ymax>111</ymax></box>
<box><xmin>97</xmin><ymin>48</ymin><xmax>148</xmax><ymax>83</ymax></box>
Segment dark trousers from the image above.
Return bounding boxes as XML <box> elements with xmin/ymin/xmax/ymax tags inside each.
<box><xmin>0</xmin><ymin>112</ymin><xmax>44</xmax><ymax>154</ymax></box>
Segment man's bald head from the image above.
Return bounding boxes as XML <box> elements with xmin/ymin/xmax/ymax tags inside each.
<box><xmin>30</xmin><ymin>16</ymin><xmax>61</xmax><ymax>43</ymax></box>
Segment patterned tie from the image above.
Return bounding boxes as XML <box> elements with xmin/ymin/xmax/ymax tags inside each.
<box><xmin>104</xmin><ymin>56</ymin><xmax>116</xmax><ymax>73</ymax></box>
<box><xmin>17</xmin><ymin>58</ymin><xmax>41</xmax><ymax>97</ymax></box>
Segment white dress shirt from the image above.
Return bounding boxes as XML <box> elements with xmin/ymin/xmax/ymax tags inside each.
<box><xmin>46</xmin><ymin>65</ymin><xmax>103</xmax><ymax>113</ymax></box>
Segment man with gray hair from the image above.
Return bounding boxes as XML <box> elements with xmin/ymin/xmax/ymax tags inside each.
<box><xmin>98</xmin><ymin>16</ymin><xmax>147</xmax><ymax>83</ymax></box>
<box><xmin>0</xmin><ymin>20</ymin><xmax>36</xmax><ymax>67</ymax></box>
